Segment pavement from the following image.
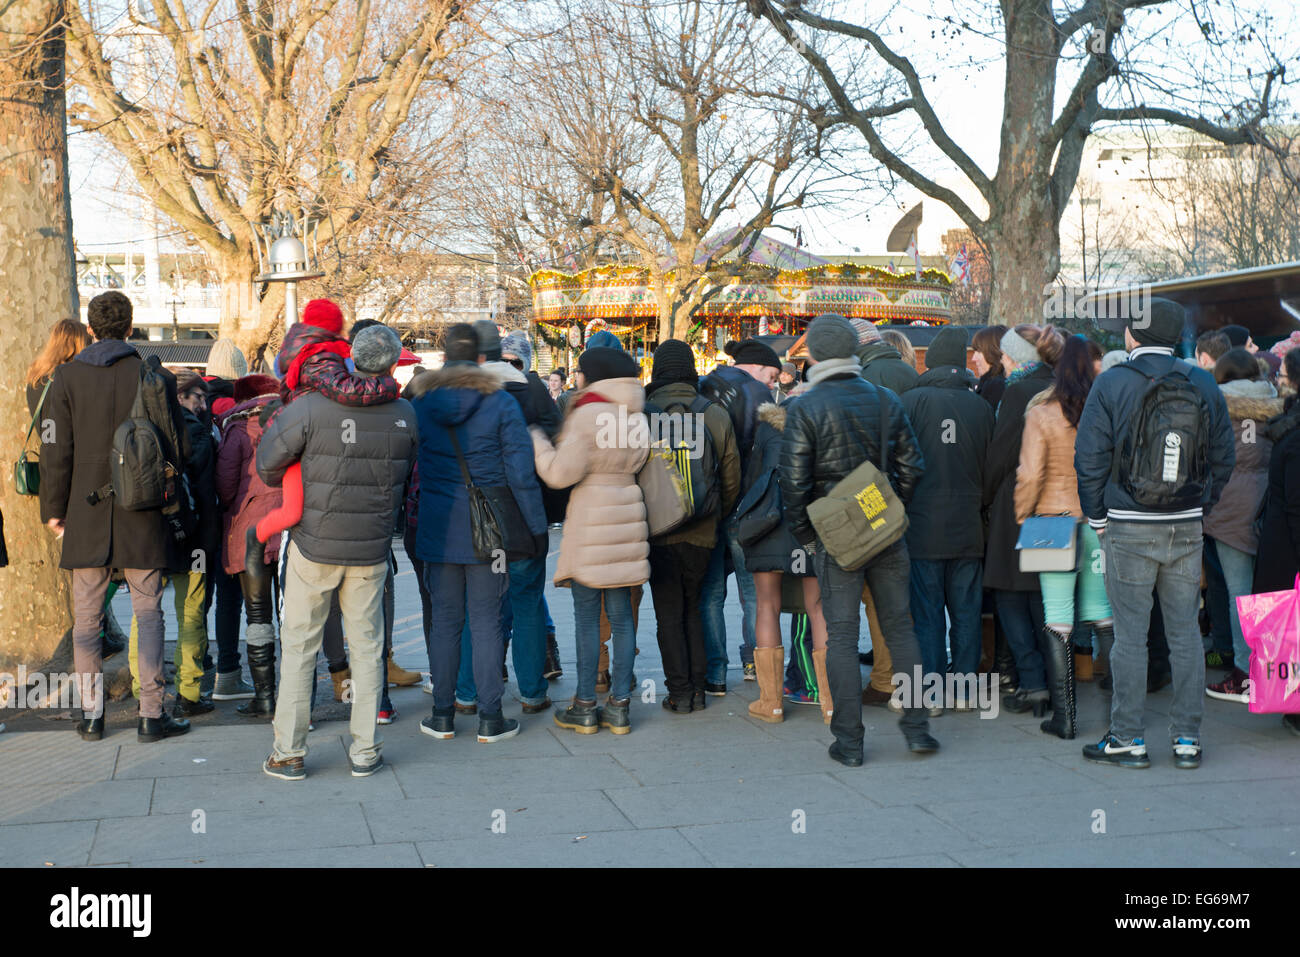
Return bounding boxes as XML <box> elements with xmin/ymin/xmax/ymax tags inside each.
<box><xmin>2</xmin><ymin>532</ymin><xmax>1299</xmax><ymax>868</ymax></box>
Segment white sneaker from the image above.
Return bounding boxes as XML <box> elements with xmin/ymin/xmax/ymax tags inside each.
<box><xmin>422</xmin><ymin>676</ymin><xmax>433</xmax><ymax>695</ymax></box>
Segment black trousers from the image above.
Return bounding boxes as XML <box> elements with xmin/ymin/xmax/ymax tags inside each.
<box><xmin>649</xmin><ymin>542</ymin><xmax>712</xmax><ymax>698</ymax></box>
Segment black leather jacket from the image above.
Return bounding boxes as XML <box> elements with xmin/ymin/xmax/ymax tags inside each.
<box><xmin>779</xmin><ymin>372</ymin><xmax>925</xmax><ymax>548</ymax></box>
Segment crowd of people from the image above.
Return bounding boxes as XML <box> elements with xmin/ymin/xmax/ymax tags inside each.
<box><xmin>22</xmin><ymin>289</ymin><xmax>1300</xmax><ymax>778</ymax></box>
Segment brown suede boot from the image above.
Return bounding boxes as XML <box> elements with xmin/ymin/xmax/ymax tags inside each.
<box><xmin>747</xmin><ymin>646</ymin><xmax>784</xmax><ymax>723</ymax></box>
<box><xmin>1074</xmin><ymin>649</ymin><xmax>1095</xmax><ymax>683</ymax></box>
<box><xmin>331</xmin><ymin>666</ymin><xmax>352</xmax><ymax>702</ymax></box>
<box><xmin>387</xmin><ymin>654</ymin><xmax>422</xmax><ymax>687</ymax></box>
<box><xmin>812</xmin><ymin>648</ymin><xmax>833</xmax><ymax>725</ymax></box>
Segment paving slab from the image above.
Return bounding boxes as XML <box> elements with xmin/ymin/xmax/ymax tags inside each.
<box><xmin>415</xmin><ymin>827</ymin><xmax>710</xmax><ymax>867</ymax></box>
<box><xmin>0</xmin><ymin>820</ymin><xmax>98</xmax><ymax>867</ymax></box>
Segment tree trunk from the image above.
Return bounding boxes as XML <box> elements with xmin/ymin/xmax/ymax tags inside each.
<box><xmin>0</xmin><ymin>0</ymin><xmax>75</xmax><ymax>668</ymax></box>
<box><xmin>984</xmin><ymin>0</ymin><xmax>1061</xmax><ymax>327</ymax></box>
<box><xmin>216</xmin><ymin>251</ymin><xmax>288</xmax><ymax>372</ymax></box>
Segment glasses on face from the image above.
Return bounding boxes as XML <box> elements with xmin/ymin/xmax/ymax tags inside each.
<box><xmin>183</xmin><ymin>391</ymin><xmax>207</xmax><ymax>405</ymax></box>
<box><xmin>507</xmin><ymin>357</ymin><xmax>524</xmax><ymax>370</ymax></box>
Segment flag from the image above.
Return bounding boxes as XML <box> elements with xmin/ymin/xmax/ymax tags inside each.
<box><xmin>905</xmin><ymin>230</ymin><xmax>921</xmax><ymax>279</ymax></box>
<box><xmin>952</xmin><ymin>244</ymin><xmax>970</xmax><ymax>286</ymax></box>
<box><xmin>795</xmin><ymin>226</ymin><xmax>803</xmax><ymax>249</ymax></box>
<box><xmin>563</xmin><ymin>243</ymin><xmax>578</xmax><ymax>272</ymax></box>
<box><xmin>888</xmin><ymin>259</ymin><xmax>896</xmax><ymax>274</ymax></box>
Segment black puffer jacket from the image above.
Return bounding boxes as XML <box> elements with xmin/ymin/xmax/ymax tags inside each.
<box><xmin>170</xmin><ymin>407</ymin><xmax>221</xmax><ymax>574</ymax></box>
<box><xmin>779</xmin><ymin>370</ymin><xmax>924</xmax><ymax>549</ymax></box>
<box><xmin>740</xmin><ymin>402</ymin><xmax>805</xmax><ymax>575</ymax></box>
<box><xmin>901</xmin><ymin>366</ymin><xmax>994</xmax><ymax>560</ymax></box>
<box><xmin>1253</xmin><ymin>403</ymin><xmax>1300</xmax><ymax>593</ymax></box>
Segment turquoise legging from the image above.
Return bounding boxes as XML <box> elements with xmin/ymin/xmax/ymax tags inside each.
<box><xmin>1039</xmin><ymin>524</ymin><xmax>1112</xmax><ymax>627</ymax></box>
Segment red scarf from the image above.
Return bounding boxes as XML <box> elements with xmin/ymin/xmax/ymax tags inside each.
<box><xmin>572</xmin><ymin>390</ymin><xmax>609</xmax><ymax>409</ymax></box>
<box><xmin>284</xmin><ymin>340</ymin><xmax>351</xmax><ymax>391</ymax></box>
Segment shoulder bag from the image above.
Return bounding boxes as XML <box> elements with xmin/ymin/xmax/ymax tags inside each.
<box><xmin>13</xmin><ymin>379</ymin><xmax>51</xmax><ymax>496</ymax></box>
<box><xmin>446</xmin><ymin>427</ymin><xmax>539</xmax><ymax>562</ymax></box>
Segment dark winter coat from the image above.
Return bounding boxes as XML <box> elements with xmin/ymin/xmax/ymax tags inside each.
<box><xmin>1252</xmin><ymin>403</ymin><xmax>1300</xmax><ymax>593</ymax></box>
<box><xmin>172</xmin><ymin>407</ymin><xmax>221</xmax><ymax>574</ymax></box>
<box><xmin>407</xmin><ymin>362</ymin><xmax>546</xmax><ymax>565</ymax></box>
<box><xmin>976</xmin><ymin>371</ymin><xmax>1005</xmax><ymax>411</ymax></box>
<box><xmin>644</xmin><ymin>380</ymin><xmax>742</xmax><ymax>549</ymax></box>
<box><xmin>699</xmin><ymin>364</ymin><xmax>775</xmax><ymax>472</ymax></box>
<box><xmin>39</xmin><ymin>339</ymin><xmax>189</xmax><ymax>570</ymax></box>
<box><xmin>1075</xmin><ymin>347</ymin><xmax>1234</xmax><ymax>531</ymax></box>
<box><xmin>494</xmin><ymin>363</ymin><xmax>566</xmax><ymax>524</ymax></box>
<box><xmin>741</xmin><ymin>402</ymin><xmax>805</xmax><ymax>575</ymax></box>
<box><xmin>215</xmin><ymin>394</ymin><xmax>283</xmax><ymax>574</ymax></box>
<box><xmin>256</xmin><ymin>388</ymin><xmax>418</xmax><ymax>567</ymax></box>
<box><xmin>1202</xmin><ymin>381</ymin><xmax>1284</xmax><ymax>556</ymax></box>
<box><xmin>982</xmin><ymin>363</ymin><xmax>1055</xmax><ymax>591</ymax></box>
<box><xmin>901</xmin><ymin>366</ymin><xmax>994</xmax><ymax>560</ymax></box>
<box><xmin>779</xmin><ymin>369</ymin><xmax>925</xmax><ymax>549</ymax></box>
<box><xmin>858</xmin><ymin>340</ymin><xmax>919</xmax><ymax>395</ymax></box>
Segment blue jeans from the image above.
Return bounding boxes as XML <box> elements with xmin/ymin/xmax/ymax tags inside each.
<box><xmin>425</xmin><ymin>562</ymin><xmax>509</xmax><ymax>716</ymax></box>
<box><xmin>543</xmin><ymin>595</ymin><xmax>554</xmax><ymax>636</ymax></box>
<box><xmin>1207</xmin><ymin>538</ymin><xmax>1255</xmax><ymax>667</ymax></box>
<box><xmin>700</xmin><ymin>523</ymin><xmax>757</xmax><ymax>682</ymax></box>
<box><xmin>1103</xmin><ymin>520</ymin><xmax>1206</xmax><ymax>743</ymax></box>
<box><xmin>507</xmin><ymin>555</ymin><xmax>549</xmax><ymax>705</ymax></box>
<box><xmin>909</xmin><ymin>558</ymin><xmax>984</xmax><ymax>676</ymax></box>
<box><xmin>572</xmin><ymin>584</ymin><xmax>635</xmax><ymax>701</ymax></box>
<box><xmin>994</xmin><ymin>589</ymin><xmax>1046</xmax><ymax>692</ymax></box>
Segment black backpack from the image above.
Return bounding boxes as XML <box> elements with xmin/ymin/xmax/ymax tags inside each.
<box><xmin>699</xmin><ymin>371</ymin><xmax>750</xmax><ymax>450</ymax></box>
<box><xmin>1114</xmin><ymin>358</ymin><xmax>1212</xmax><ymax>511</ymax></box>
<box><xmin>90</xmin><ymin>357</ymin><xmax>196</xmax><ymax>542</ymax></box>
<box><xmin>644</xmin><ymin>394</ymin><xmax>721</xmax><ymax>527</ymax></box>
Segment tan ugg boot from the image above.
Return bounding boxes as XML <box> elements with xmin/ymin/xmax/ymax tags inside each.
<box><xmin>331</xmin><ymin>666</ymin><xmax>352</xmax><ymax>702</ymax></box>
<box><xmin>747</xmin><ymin>646</ymin><xmax>785</xmax><ymax>723</ymax></box>
<box><xmin>387</xmin><ymin>654</ymin><xmax>422</xmax><ymax>687</ymax></box>
<box><xmin>812</xmin><ymin>648</ymin><xmax>833</xmax><ymax>725</ymax></box>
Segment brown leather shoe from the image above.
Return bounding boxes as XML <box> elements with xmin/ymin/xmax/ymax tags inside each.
<box><xmin>263</xmin><ymin>754</ymin><xmax>305</xmax><ymax>781</ymax></box>
<box><xmin>454</xmin><ymin>701</ymin><xmax>478</xmax><ymax>715</ymax></box>
<box><xmin>862</xmin><ymin>686</ymin><xmax>900</xmax><ymax>711</ymax></box>
<box><xmin>387</xmin><ymin>655</ymin><xmax>422</xmax><ymax>687</ymax></box>
<box><xmin>595</xmin><ymin>669</ymin><xmax>611</xmax><ymax>694</ymax></box>
<box><xmin>522</xmin><ymin>696</ymin><xmax>552</xmax><ymax>715</ymax></box>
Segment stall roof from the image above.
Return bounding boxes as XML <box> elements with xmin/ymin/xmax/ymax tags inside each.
<box><xmin>1085</xmin><ymin>261</ymin><xmax>1300</xmax><ymax>340</ymax></box>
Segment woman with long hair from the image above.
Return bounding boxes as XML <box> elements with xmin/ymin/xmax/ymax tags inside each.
<box><xmin>1013</xmin><ymin>335</ymin><xmax>1112</xmax><ymax>739</ymax></box>
<box><xmin>1204</xmin><ymin>348</ymin><xmax>1284</xmax><ymax>704</ymax></box>
<box><xmin>27</xmin><ymin>319</ymin><xmax>91</xmax><ymax>414</ymax></box>
<box><xmin>984</xmin><ymin>323</ymin><xmax>1064</xmax><ymax>716</ymax></box>
<box><xmin>970</xmin><ymin>326</ymin><xmax>1006</xmax><ymax>410</ymax></box>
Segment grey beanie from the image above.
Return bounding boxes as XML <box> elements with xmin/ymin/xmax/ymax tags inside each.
<box><xmin>473</xmin><ymin>319</ymin><xmax>502</xmax><ymax>361</ymax></box>
<box><xmin>805</xmin><ymin>314</ymin><xmax>859</xmax><ymax>361</ymax></box>
<box><xmin>501</xmin><ymin>330</ymin><xmax>532</xmax><ymax>370</ymax></box>
<box><xmin>207</xmin><ymin>338</ymin><xmax>248</xmax><ymax>380</ymax></box>
<box><xmin>352</xmin><ymin>324</ymin><xmax>402</xmax><ymax>374</ymax></box>
<box><xmin>1000</xmin><ymin>328</ymin><xmax>1039</xmax><ymax>366</ymax></box>
<box><xmin>1130</xmin><ymin>297</ymin><xmax>1186</xmax><ymax>348</ymax></box>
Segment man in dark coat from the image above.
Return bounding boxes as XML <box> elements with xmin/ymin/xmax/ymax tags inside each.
<box><xmin>849</xmin><ymin>318</ymin><xmax>920</xmax><ymax>395</ymax></box>
<box><xmin>697</xmin><ymin>337</ymin><xmax>781</xmax><ymax>688</ymax></box>
<box><xmin>900</xmin><ymin>328</ymin><xmax>994</xmax><ymax>699</ymax></box>
<box><xmin>779</xmin><ymin>314</ymin><xmax>937</xmax><ymax>766</ymax></box>
<box><xmin>39</xmin><ymin>291</ymin><xmax>191</xmax><ymax>742</ymax></box>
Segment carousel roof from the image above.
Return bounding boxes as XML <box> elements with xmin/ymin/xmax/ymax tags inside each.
<box><xmin>680</xmin><ymin>227</ymin><xmax>831</xmax><ymax>271</ymax></box>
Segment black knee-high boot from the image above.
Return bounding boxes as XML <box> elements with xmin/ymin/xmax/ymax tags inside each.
<box><xmin>237</xmin><ymin>531</ymin><xmax>277</xmax><ymax>717</ymax></box>
<box><xmin>1039</xmin><ymin>625</ymin><xmax>1076</xmax><ymax>739</ymax></box>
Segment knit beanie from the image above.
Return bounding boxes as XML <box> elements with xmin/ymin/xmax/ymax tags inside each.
<box><xmin>1000</xmin><ymin>328</ymin><xmax>1039</xmax><ymax>366</ymax></box>
<box><xmin>724</xmin><ymin>338</ymin><xmax>781</xmax><ymax>370</ymax></box>
<box><xmin>474</xmin><ymin>319</ymin><xmax>502</xmax><ymax>361</ymax></box>
<box><xmin>352</xmin><ymin>325</ymin><xmax>402</xmax><ymax>374</ymax></box>
<box><xmin>848</xmin><ymin>317</ymin><xmax>882</xmax><ymax>345</ymax></box>
<box><xmin>500</xmin><ymin>330</ymin><xmax>532</xmax><ymax>370</ymax></box>
<box><xmin>301</xmin><ymin>299</ymin><xmax>343</xmax><ymax>336</ymax></box>
<box><xmin>1130</xmin><ymin>298</ymin><xmax>1185</xmax><ymax>348</ymax></box>
<box><xmin>925</xmin><ymin>326</ymin><xmax>969</xmax><ymax>369</ymax></box>
<box><xmin>1220</xmin><ymin>324</ymin><xmax>1250</xmax><ymax>348</ymax></box>
<box><xmin>650</xmin><ymin>339</ymin><xmax>698</xmax><ymax>390</ymax></box>
<box><xmin>579</xmin><ymin>346</ymin><xmax>640</xmax><ymax>384</ymax></box>
<box><xmin>805</xmin><ymin>314</ymin><xmax>859</xmax><ymax>361</ymax></box>
<box><xmin>206</xmin><ymin>338</ymin><xmax>248</xmax><ymax>380</ymax></box>
<box><xmin>233</xmin><ymin>374</ymin><xmax>281</xmax><ymax>403</ymax></box>
<box><xmin>585</xmin><ymin>329</ymin><xmax>623</xmax><ymax>351</ymax></box>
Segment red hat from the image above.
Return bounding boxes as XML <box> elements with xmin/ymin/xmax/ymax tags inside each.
<box><xmin>301</xmin><ymin>299</ymin><xmax>343</xmax><ymax>335</ymax></box>
<box><xmin>397</xmin><ymin>347</ymin><xmax>420</xmax><ymax>366</ymax></box>
<box><xmin>233</xmin><ymin>374</ymin><xmax>282</xmax><ymax>403</ymax></box>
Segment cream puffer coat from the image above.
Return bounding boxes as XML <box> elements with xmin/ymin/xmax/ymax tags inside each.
<box><xmin>1014</xmin><ymin>388</ymin><xmax>1084</xmax><ymax>522</ymax></box>
<box><xmin>532</xmin><ymin>376</ymin><xmax>651</xmax><ymax>589</ymax></box>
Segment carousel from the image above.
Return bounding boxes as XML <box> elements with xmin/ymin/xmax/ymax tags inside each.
<box><xmin>527</xmin><ymin>231</ymin><xmax>954</xmax><ymax>374</ymax></box>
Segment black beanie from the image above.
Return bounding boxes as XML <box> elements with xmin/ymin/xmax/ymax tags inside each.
<box><xmin>925</xmin><ymin>327</ymin><xmax>969</xmax><ymax>369</ymax></box>
<box><xmin>724</xmin><ymin>338</ymin><xmax>781</xmax><ymax>370</ymax></box>
<box><xmin>650</xmin><ymin>339</ymin><xmax>698</xmax><ymax>390</ymax></box>
<box><xmin>579</xmin><ymin>346</ymin><xmax>640</xmax><ymax>384</ymax></box>
<box><xmin>1130</xmin><ymin>298</ymin><xmax>1186</xmax><ymax>348</ymax></box>
<box><xmin>1220</xmin><ymin>324</ymin><xmax>1250</xmax><ymax>348</ymax></box>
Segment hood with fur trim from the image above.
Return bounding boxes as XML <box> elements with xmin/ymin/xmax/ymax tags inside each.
<box><xmin>1223</xmin><ymin>389</ymin><xmax>1284</xmax><ymax>426</ymax></box>
<box><xmin>756</xmin><ymin>402</ymin><xmax>786</xmax><ymax>431</ymax></box>
<box><xmin>406</xmin><ymin>362</ymin><xmax>504</xmax><ymax>427</ymax></box>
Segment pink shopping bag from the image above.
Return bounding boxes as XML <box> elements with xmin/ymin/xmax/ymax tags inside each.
<box><xmin>1236</xmin><ymin>575</ymin><xmax>1300</xmax><ymax>714</ymax></box>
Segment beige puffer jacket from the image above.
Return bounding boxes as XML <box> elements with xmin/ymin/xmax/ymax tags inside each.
<box><xmin>1014</xmin><ymin>388</ymin><xmax>1083</xmax><ymax>521</ymax></box>
<box><xmin>532</xmin><ymin>377</ymin><xmax>651</xmax><ymax>589</ymax></box>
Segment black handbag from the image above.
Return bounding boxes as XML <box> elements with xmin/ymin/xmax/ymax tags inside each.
<box><xmin>446</xmin><ymin>427</ymin><xmax>539</xmax><ymax>562</ymax></box>
<box><xmin>733</xmin><ymin>467</ymin><xmax>783</xmax><ymax>548</ymax></box>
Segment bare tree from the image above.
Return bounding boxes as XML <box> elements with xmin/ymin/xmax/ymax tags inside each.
<box><xmin>495</xmin><ymin>0</ymin><xmax>842</xmax><ymax>342</ymax></box>
<box><xmin>0</xmin><ymin>0</ymin><xmax>76</xmax><ymax>667</ymax></box>
<box><xmin>65</xmin><ymin>0</ymin><xmax>481</xmax><ymax>362</ymax></box>
<box><xmin>748</xmin><ymin>0</ymin><xmax>1286</xmax><ymax>326</ymax></box>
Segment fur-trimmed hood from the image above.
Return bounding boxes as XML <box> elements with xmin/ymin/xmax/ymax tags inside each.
<box><xmin>756</xmin><ymin>402</ymin><xmax>786</xmax><ymax>430</ymax></box>
<box><xmin>406</xmin><ymin>361</ymin><xmax>505</xmax><ymax>427</ymax></box>
<box><xmin>1223</xmin><ymin>388</ymin><xmax>1284</xmax><ymax>425</ymax></box>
